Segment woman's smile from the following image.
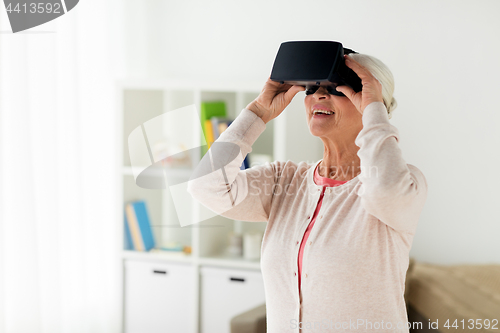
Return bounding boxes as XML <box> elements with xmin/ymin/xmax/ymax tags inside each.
<box><xmin>312</xmin><ymin>113</ymin><xmax>334</xmax><ymax>119</ymax></box>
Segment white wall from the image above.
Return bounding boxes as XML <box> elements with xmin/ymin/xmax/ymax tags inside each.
<box><xmin>122</xmin><ymin>0</ymin><xmax>500</xmax><ymax>265</ymax></box>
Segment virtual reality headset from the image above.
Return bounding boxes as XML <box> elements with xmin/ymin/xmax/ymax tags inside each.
<box><xmin>270</xmin><ymin>41</ymin><xmax>362</xmax><ymax>97</ymax></box>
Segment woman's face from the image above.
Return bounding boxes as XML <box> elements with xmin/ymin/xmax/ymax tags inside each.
<box><xmin>304</xmin><ymin>86</ymin><xmax>363</xmax><ymax>140</ymax></box>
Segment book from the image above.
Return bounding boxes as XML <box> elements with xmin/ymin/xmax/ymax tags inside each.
<box><xmin>210</xmin><ymin>116</ymin><xmax>232</xmax><ymax>140</ymax></box>
<box><xmin>200</xmin><ymin>101</ymin><xmax>226</xmax><ymax>157</ymax></box>
<box><xmin>218</xmin><ymin>122</ymin><xmax>228</xmax><ymax>134</ymax></box>
<box><xmin>211</xmin><ymin>118</ymin><xmax>250</xmax><ymax>170</ymax></box>
<box><xmin>204</xmin><ymin>115</ymin><xmax>251</xmax><ymax>171</ymax></box>
<box><xmin>124</xmin><ymin>219</ymin><xmax>133</xmax><ymax>250</ymax></box>
<box><xmin>204</xmin><ymin>119</ymin><xmax>215</xmax><ymax>149</ymax></box>
<box><xmin>210</xmin><ymin>117</ymin><xmax>220</xmax><ymax>140</ymax></box>
<box><xmin>124</xmin><ymin>200</ymin><xmax>156</xmax><ymax>251</ymax></box>
<box><xmin>242</xmin><ymin>156</ymin><xmax>249</xmax><ymax>170</ymax></box>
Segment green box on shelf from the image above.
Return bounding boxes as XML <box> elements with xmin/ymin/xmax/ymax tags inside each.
<box><xmin>200</xmin><ymin>101</ymin><xmax>226</xmax><ymax>157</ymax></box>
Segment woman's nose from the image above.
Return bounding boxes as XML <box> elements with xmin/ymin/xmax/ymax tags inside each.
<box><xmin>314</xmin><ymin>87</ymin><xmax>330</xmax><ymax>99</ymax></box>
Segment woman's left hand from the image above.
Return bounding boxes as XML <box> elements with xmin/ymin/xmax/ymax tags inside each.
<box><xmin>335</xmin><ymin>54</ymin><xmax>384</xmax><ymax>114</ymax></box>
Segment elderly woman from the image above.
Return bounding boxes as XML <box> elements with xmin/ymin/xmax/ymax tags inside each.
<box><xmin>187</xmin><ymin>53</ymin><xmax>428</xmax><ymax>332</ymax></box>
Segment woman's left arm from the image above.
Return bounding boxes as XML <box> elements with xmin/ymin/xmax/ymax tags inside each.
<box><xmin>354</xmin><ymin>101</ymin><xmax>428</xmax><ymax>234</ymax></box>
<box><xmin>336</xmin><ymin>55</ymin><xmax>428</xmax><ymax>234</ymax></box>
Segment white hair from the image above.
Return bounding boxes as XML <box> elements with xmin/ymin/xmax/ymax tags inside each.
<box><xmin>348</xmin><ymin>53</ymin><xmax>397</xmax><ymax>119</ymax></box>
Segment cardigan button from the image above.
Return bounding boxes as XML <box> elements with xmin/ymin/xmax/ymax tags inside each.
<box><xmin>306</xmin><ymin>273</ymin><xmax>308</xmax><ymax>278</ymax></box>
<box><xmin>307</xmin><ymin>216</ymin><xmax>310</xmax><ymax>219</ymax></box>
<box><xmin>309</xmin><ymin>241</ymin><xmax>312</xmax><ymax>245</ymax></box>
<box><xmin>296</xmin><ymin>241</ymin><xmax>299</xmax><ymax>245</ymax></box>
<box><xmin>294</xmin><ymin>272</ymin><xmax>296</xmax><ymax>276</ymax></box>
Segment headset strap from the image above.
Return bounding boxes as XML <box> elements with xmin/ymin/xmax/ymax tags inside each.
<box><xmin>343</xmin><ymin>48</ymin><xmax>358</xmax><ymax>55</ymax></box>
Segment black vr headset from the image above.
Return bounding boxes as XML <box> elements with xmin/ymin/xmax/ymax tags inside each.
<box><xmin>270</xmin><ymin>41</ymin><xmax>362</xmax><ymax>97</ymax></box>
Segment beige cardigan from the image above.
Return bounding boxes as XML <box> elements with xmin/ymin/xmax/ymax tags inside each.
<box><xmin>187</xmin><ymin>102</ymin><xmax>428</xmax><ymax>332</ymax></box>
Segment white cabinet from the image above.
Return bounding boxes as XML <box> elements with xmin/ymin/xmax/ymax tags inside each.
<box><xmin>200</xmin><ymin>266</ymin><xmax>266</xmax><ymax>333</ymax></box>
<box><xmin>124</xmin><ymin>260</ymin><xmax>195</xmax><ymax>333</ymax></box>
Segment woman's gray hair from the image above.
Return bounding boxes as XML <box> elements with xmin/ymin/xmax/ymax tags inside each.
<box><xmin>348</xmin><ymin>53</ymin><xmax>397</xmax><ymax>119</ymax></box>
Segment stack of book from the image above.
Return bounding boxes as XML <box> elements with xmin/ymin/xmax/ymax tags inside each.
<box><xmin>124</xmin><ymin>200</ymin><xmax>156</xmax><ymax>252</ymax></box>
<box><xmin>200</xmin><ymin>101</ymin><xmax>250</xmax><ymax>170</ymax></box>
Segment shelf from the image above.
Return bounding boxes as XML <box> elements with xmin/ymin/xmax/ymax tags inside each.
<box><xmin>122</xmin><ymin>249</ymin><xmax>193</xmax><ymax>264</ymax></box>
<box><xmin>122</xmin><ymin>165</ymin><xmax>193</xmax><ymax>179</ymax></box>
<box><xmin>121</xmin><ymin>251</ymin><xmax>261</xmax><ymax>270</ymax></box>
<box><xmin>199</xmin><ymin>254</ymin><xmax>261</xmax><ymax>271</ymax></box>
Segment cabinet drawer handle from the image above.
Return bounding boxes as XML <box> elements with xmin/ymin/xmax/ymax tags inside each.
<box><xmin>230</xmin><ymin>277</ymin><xmax>245</xmax><ymax>282</ymax></box>
<box><xmin>153</xmin><ymin>270</ymin><xmax>167</xmax><ymax>275</ymax></box>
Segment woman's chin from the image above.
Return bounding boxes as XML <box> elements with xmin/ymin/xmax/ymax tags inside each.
<box><xmin>311</xmin><ymin>131</ymin><xmax>332</xmax><ymax>138</ymax></box>
<box><xmin>309</xmin><ymin>125</ymin><xmax>334</xmax><ymax>137</ymax></box>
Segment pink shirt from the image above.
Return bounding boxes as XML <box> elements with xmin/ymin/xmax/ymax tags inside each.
<box><xmin>297</xmin><ymin>164</ymin><xmax>347</xmax><ymax>293</ymax></box>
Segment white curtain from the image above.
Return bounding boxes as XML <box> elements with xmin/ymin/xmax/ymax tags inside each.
<box><xmin>0</xmin><ymin>1</ymin><xmax>123</xmax><ymax>332</ymax></box>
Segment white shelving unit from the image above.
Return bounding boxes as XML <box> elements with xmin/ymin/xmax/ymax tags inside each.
<box><xmin>116</xmin><ymin>78</ymin><xmax>322</xmax><ymax>333</ymax></box>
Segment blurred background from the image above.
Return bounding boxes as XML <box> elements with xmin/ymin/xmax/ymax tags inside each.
<box><xmin>1</xmin><ymin>0</ymin><xmax>499</xmax><ymax>332</ymax></box>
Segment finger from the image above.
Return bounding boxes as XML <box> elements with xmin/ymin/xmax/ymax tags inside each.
<box><xmin>283</xmin><ymin>85</ymin><xmax>305</xmax><ymax>104</ymax></box>
<box><xmin>266</xmin><ymin>76</ymin><xmax>289</xmax><ymax>88</ymax></box>
<box><xmin>344</xmin><ymin>55</ymin><xmax>373</xmax><ymax>80</ymax></box>
<box><xmin>291</xmin><ymin>85</ymin><xmax>306</xmax><ymax>95</ymax></box>
<box><xmin>335</xmin><ymin>85</ymin><xmax>356</xmax><ymax>102</ymax></box>
<box><xmin>263</xmin><ymin>79</ymin><xmax>285</xmax><ymax>94</ymax></box>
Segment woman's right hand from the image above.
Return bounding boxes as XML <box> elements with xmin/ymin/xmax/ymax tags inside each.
<box><xmin>246</xmin><ymin>77</ymin><xmax>305</xmax><ymax>124</ymax></box>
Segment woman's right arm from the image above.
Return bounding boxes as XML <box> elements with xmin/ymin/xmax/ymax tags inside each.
<box><xmin>186</xmin><ymin>78</ymin><xmax>304</xmax><ymax>222</ymax></box>
<box><xmin>187</xmin><ymin>108</ymin><xmax>276</xmax><ymax>222</ymax></box>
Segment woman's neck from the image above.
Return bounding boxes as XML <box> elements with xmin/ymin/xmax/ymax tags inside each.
<box><xmin>319</xmin><ymin>151</ymin><xmax>361</xmax><ymax>181</ymax></box>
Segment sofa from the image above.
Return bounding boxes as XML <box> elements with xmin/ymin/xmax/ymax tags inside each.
<box><xmin>407</xmin><ymin>260</ymin><xmax>500</xmax><ymax>332</ymax></box>
<box><xmin>230</xmin><ymin>258</ymin><xmax>500</xmax><ymax>333</ymax></box>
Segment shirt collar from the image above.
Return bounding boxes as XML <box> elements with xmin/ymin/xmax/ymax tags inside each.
<box><xmin>306</xmin><ymin>159</ymin><xmax>360</xmax><ymax>195</ymax></box>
